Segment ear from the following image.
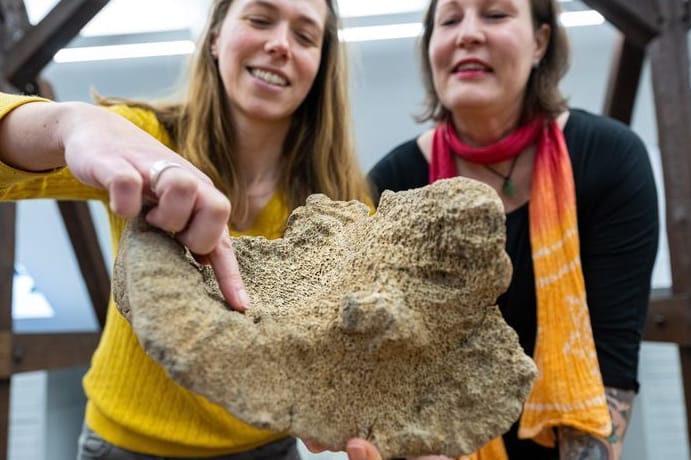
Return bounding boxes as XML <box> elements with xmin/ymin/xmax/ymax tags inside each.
<box><xmin>210</xmin><ymin>34</ymin><xmax>219</xmax><ymax>59</ymax></box>
<box><xmin>533</xmin><ymin>23</ymin><xmax>551</xmax><ymax>63</ymax></box>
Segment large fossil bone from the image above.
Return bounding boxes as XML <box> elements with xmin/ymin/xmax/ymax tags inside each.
<box><xmin>112</xmin><ymin>177</ymin><xmax>537</xmax><ymax>458</ymax></box>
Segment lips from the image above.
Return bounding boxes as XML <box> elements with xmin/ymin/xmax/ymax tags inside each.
<box><xmin>452</xmin><ymin>59</ymin><xmax>492</xmax><ymax>73</ymax></box>
<box><xmin>248</xmin><ymin>67</ymin><xmax>289</xmax><ymax>87</ymax></box>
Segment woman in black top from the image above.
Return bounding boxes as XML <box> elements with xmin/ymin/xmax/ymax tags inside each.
<box><xmin>369</xmin><ymin>109</ymin><xmax>658</xmax><ymax>459</ymax></box>
<box><xmin>363</xmin><ymin>0</ymin><xmax>659</xmax><ymax>459</ymax></box>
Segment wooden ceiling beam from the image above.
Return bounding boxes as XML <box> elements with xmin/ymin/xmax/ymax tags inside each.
<box><xmin>0</xmin><ymin>0</ymin><xmax>30</xmax><ymax>45</ymax></box>
<box><xmin>0</xmin><ymin>204</ymin><xmax>16</xmax><ymax>334</ymax></box>
<box><xmin>0</xmin><ymin>0</ymin><xmax>30</xmax><ymax>92</ymax></box>
<box><xmin>2</xmin><ymin>0</ymin><xmax>110</xmax><ymax>92</ymax></box>
<box><xmin>602</xmin><ymin>34</ymin><xmax>645</xmax><ymax>124</ymax></box>
<box><xmin>580</xmin><ymin>0</ymin><xmax>660</xmax><ymax>46</ymax></box>
<box><xmin>57</xmin><ymin>202</ymin><xmax>110</xmax><ymax>328</ymax></box>
<box><xmin>646</xmin><ymin>0</ymin><xmax>691</xmax><ymax>443</ymax></box>
<box><xmin>649</xmin><ymin>0</ymin><xmax>691</xmax><ymax>295</ymax></box>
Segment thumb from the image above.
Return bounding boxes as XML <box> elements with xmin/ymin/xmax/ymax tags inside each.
<box><xmin>346</xmin><ymin>439</ymin><xmax>382</xmax><ymax>460</ymax></box>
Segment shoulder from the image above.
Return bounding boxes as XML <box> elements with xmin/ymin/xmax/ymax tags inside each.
<box><xmin>564</xmin><ymin>109</ymin><xmax>657</xmax><ymax>222</ymax></box>
<box><xmin>372</xmin><ymin>129</ymin><xmax>434</xmax><ymax>171</ymax></box>
<box><xmin>564</xmin><ymin>109</ymin><xmax>647</xmax><ymax>162</ymax></box>
<box><xmin>388</xmin><ymin>137</ymin><xmax>425</xmax><ymax>159</ymax></box>
<box><xmin>368</xmin><ymin>135</ymin><xmax>430</xmax><ymax>199</ymax></box>
<box><xmin>105</xmin><ymin>104</ymin><xmax>175</xmax><ymax>149</ymax></box>
<box><xmin>564</xmin><ymin>109</ymin><xmax>651</xmax><ymax>188</ymax></box>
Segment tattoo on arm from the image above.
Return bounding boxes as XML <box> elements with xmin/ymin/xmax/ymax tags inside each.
<box><xmin>557</xmin><ymin>387</ymin><xmax>635</xmax><ymax>460</ymax></box>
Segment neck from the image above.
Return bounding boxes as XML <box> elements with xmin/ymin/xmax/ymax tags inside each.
<box><xmin>450</xmin><ymin>104</ymin><xmax>523</xmax><ymax>147</ymax></box>
<box><xmin>233</xmin><ymin>114</ymin><xmax>291</xmax><ymax>189</ymax></box>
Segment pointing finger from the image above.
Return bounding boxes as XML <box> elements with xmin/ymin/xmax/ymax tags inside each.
<box><xmin>208</xmin><ymin>234</ymin><xmax>250</xmax><ymax>312</ymax></box>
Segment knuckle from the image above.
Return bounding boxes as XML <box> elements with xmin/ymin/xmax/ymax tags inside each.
<box><xmin>216</xmin><ymin>233</ymin><xmax>234</xmax><ymax>251</ymax></box>
<box><xmin>109</xmin><ymin>170</ymin><xmax>142</xmax><ymax>191</ymax></box>
<box><xmin>212</xmin><ymin>199</ymin><xmax>232</xmax><ymax>222</ymax></box>
<box><xmin>202</xmin><ymin>192</ymin><xmax>232</xmax><ymax>223</ymax></box>
<box><xmin>167</xmin><ymin>174</ymin><xmax>199</xmax><ymax>197</ymax></box>
<box><xmin>111</xmin><ymin>202</ymin><xmax>138</xmax><ymax>218</ymax></box>
<box><xmin>199</xmin><ymin>172</ymin><xmax>215</xmax><ymax>186</ymax></box>
<box><xmin>108</xmin><ymin>172</ymin><xmax>143</xmax><ymax>217</ymax></box>
<box><xmin>184</xmin><ymin>232</ymin><xmax>218</xmax><ymax>256</ymax></box>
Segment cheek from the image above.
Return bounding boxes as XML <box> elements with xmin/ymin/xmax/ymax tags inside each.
<box><xmin>218</xmin><ymin>28</ymin><xmax>252</xmax><ymax>60</ymax></box>
<box><xmin>509</xmin><ymin>51</ymin><xmax>535</xmax><ymax>85</ymax></box>
<box><xmin>428</xmin><ymin>51</ymin><xmax>447</xmax><ymax>95</ymax></box>
<box><xmin>428</xmin><ymin>36</ymin><xmax>445</xmax><ymax>67</ymax></box>
<box><xmin>218</xmin><ymin>38</ymin><xmax>250</xmax><ymax>79</ymax></box>
<box><xmin>298</xmin><ymin>51</ymin><xmax>322</xmax><ymax>87</ymax></box>
<box><xmin>500</xmin><ymin>33</ymin><xmax>534</xmax><ymax>69</ymax></box>
<box><xmin>428</xmin><ymin>36</ymin><xmax>451</xmax><ymax>78</ymax></box>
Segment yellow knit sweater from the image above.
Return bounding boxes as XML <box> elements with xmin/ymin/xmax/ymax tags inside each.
<box><xmin>0</xmin><ymin>93</ymin><xmax>290</xmax><ymax>457</ymax></box>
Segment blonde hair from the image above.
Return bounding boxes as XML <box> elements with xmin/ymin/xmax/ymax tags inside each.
<box><xmin>100</xmin><ymin>0</ymin><xmax>369</xmax><ymax>223</ymax></box>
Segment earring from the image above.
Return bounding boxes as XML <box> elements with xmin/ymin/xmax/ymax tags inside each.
<box><xmin>532</xmin><ymin>59</ymin><xmax>540</xmax><ymax>69</ymax></box>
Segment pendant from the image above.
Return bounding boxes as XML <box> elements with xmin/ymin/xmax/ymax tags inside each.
<box><xmin>502</xmin><ymin>179</ymin><xmax>515</xmax><ymax>198</ymax></box>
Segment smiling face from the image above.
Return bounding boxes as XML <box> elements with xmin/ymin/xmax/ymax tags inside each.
<box><xmin>211</xmin><ymin>0</ymin><xmax>327</xmax><ymax>124</ymax></box>
<box><xmin>428</xmin><ymin>0</ymin><xmax>549</xmax><ymax>124</ymax></box>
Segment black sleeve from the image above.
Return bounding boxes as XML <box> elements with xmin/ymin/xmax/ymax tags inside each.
<box><xmin>367</xmin><ymin>139</ymin><xmax>429</xmax><ymax>205</ymax></box>
<box><xmin>568</xmin><ymin>112</ymin><xmax>659</xmax><ymax>391</ymax></box>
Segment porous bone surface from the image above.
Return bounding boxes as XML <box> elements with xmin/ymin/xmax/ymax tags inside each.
<box><xmin>113</xmin><ymin>177</ymin><xmax>537</xmax><ymax>458</ymax></box>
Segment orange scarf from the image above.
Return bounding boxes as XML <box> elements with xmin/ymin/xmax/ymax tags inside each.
<box><xmin>431</xmin><ymin>118</ymin><xmax>612</xmax><ymax>459</ymax></box>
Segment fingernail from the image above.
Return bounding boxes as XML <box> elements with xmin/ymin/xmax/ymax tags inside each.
<box><xmin>236</xmin><ymin>288</ymin><xmax>250</xmax><ymax>309</ymax></box>
<box><xmin>350</xmin><ymin>445</ymin><xmax>366</xmax><ymax>460</ymax></box>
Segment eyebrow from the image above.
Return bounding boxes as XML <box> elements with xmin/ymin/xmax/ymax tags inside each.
<box><xmin>435</xmin><ymin>0</ymin><xmax>460</xmax><ymax>15</ymax></box>
<box><xmin>244</xmin><ymin>0</ymin><xmax>324</xmax><ymax>31</ymax></box>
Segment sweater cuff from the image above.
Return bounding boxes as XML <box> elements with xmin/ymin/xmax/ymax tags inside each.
<box><xmin>0</xmin><ymin>92</ymin><xmax>50</xmax><ymax>119</ymax></box>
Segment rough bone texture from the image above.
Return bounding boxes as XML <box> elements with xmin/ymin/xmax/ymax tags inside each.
<box><xmin>113</xmin><ymin>177</ymin><xmax>537</xmax><ymax>458</ymax></box>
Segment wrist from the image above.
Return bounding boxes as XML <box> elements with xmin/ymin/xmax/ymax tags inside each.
<box><xmin>0</xmin><ymin>98</ymin><xmax>68</xmax><ymax>171</ymax></box>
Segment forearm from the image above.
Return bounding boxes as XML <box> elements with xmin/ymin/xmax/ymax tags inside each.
<box><xmin>0</xmin><ymin>99</ymin><xmax>86</xmax><ymax>172</ymax></box>
<box><xmin>558</xmin><ymin>387</ymin><xmax>635</xmax><ymax>460</ymax></box>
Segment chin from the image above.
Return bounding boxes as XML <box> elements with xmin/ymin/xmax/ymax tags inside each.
<box><xmin>241</xmin><ymin>104</ymin><xmax>294</xmax><ymax>122</ymax></box>
<box><xmin>446</xmin><ymin>98</ymin><xmax>494</xmax><ymax>114</ymax></box>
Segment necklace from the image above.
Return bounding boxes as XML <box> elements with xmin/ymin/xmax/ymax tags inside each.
<box><xmin>484</xmin><ymin>155</ymin><xmax>519</xmax><ymax>198</ymax></box>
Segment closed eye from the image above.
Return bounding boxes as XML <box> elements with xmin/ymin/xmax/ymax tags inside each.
<box><xmin>485</xmin><ymin>11</ymin><xmax>509</xmax><ymax>20</ymax></box>
<box><xmin>247</xmin><ymin>15</ymin><xmax>271</xmax><ymax>27</ymax></box>
<box><xmin>295</xmin><ymin>30</ymin><xmax>317</xmax><ymax>46</ymax></box>
<box><xmin>439</xmin><ymin>15</ymin><xmax>462</xmax><ymax>26</ymax></box>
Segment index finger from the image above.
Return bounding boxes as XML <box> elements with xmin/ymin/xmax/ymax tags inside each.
<box><xmin>207</xmin><ymin>234</ymin><xmax>250</xmax><ymax>312</ymax></box>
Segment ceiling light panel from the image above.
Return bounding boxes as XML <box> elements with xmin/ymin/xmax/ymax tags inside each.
<box><xmin>337</xmin><ymin>0</ymin><xmax>429</xmax><ymax>17</ymax></box>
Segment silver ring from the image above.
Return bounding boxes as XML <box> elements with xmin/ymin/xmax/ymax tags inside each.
<box><xmin>149</xmin><ymin>160</ymin><xmax>183</xmax><ymax>193</ymax></box>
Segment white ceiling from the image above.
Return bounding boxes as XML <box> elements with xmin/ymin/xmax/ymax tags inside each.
<box><xmin>25</xmin><ymin>0</ymin><xmax>212</xmax><ymax>36</ymax></box>
<box><xmin>24</xmin><ymin>0</ymin><xmax>429</xmax><ymax>37</ymax></box>
<box><xmin>24</xmin><ymin>0</ymin><xmax>586</xmax><ymax>37</ymax></box>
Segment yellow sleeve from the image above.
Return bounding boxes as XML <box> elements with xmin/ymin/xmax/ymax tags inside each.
<box><xmin>0</xmin><ymin>92</ymin><xmax>49</xmax><ymax>118</ymax></box>
<box><xmin>106</xmin><ymin>104</ymin><xmax>175</xmax><ymax>150</ymax></box>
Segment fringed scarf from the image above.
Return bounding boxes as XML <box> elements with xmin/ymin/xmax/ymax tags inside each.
<box><xmin>430</xmin><ymin>117</ymin><xmax>612</xmax><ymax>459</ymax></box>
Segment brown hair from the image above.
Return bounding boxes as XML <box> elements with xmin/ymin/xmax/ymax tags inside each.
<box><xmin>417</xmin><ymin>0</ymin><xmax>570</xmax><ymax>124</ymax></box>
<box><xmin>100</xmin><ymin>0</ymin><xmax>369</xmax><ymax>222</ymax></box>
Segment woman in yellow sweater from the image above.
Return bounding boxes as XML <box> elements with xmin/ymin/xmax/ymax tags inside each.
<box><xmin>0</xmin><ymin>0</ymin><xmax>373</xmax><ymax>459</ymax></box>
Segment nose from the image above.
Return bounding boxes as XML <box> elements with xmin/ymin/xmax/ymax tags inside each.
<box><xmin>265</xmin><ymin>23</ymin><xmax>291</xmax><ymax>59</ymax></box>
<box><xmin>455</xmin><ymin>13</ymin><xmax>484</xmax><ymax>47</ymax></box>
